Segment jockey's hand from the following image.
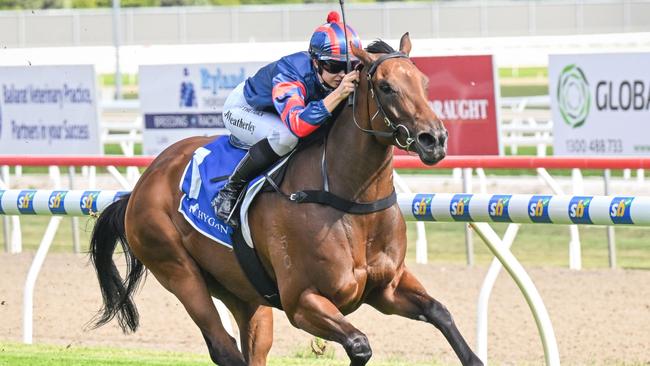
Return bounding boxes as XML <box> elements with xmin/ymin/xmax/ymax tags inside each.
<box><xmin>336</xmin><ymin>70</ymin><xmax>359</xmax><ymax>99</ymax></box>
<box><xmin>323</xmin><ymin>70</ymin><xmax>359</xmax><ymax>112</ymax></box>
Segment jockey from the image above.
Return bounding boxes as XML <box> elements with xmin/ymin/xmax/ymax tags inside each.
<box><xmin>212</xmin><ymin>11</ymin><xmax>362</xmax><ymax>227</ymax></box>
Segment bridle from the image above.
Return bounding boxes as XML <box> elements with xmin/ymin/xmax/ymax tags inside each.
<box><xmin>351</xmin><ymin>51</ymin><xmax>415</xmax><ymax>150</ymax></box>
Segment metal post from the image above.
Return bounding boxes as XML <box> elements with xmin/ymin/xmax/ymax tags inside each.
<box><xmin>1</xmin><ymin>166</ymin><xmax>9</xmax><ymax>252</ymax></box>
<box><xmin>462</xmin><ymin>168</ymin><xmax>474</xmax><ymax>266</ymax></box>
<box><xmin>603</xmin><ymin>169</ymin><xmax>616</xmax><ymax>268</ymax></box>
<box><xmin>472</xmin><ymin>222</ymin><xmax>560</xmax><ymax>366</ymax></box>
<box><xmin>24</xmin><ymin>216</ymin><xmax>63</xmax><ymax>344</ymax></box>
<box><xmin>112</xmin><ymin>0</ymin><xmax>122</xmax><ymax>100</ymax></box>
<box><xmin>1</xmin><ymin>165</ymin><xmax>22</xmax><ymax>253</ymax></box>
<box><xmin>476</xmin><ymin>223</ymin><xmax>520</xmax><ymax>364</ymax></box>
<box><xmin>68</xmin><ymin>167</ymin><xmax>81</xmax><ymax>254</ymax></box>
<box><xmin>2</xmin><ymin>214</ymin><xmax>8</xmax><ymax>253</ymax></box>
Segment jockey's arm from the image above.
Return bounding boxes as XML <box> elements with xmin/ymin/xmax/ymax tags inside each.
<box><xmin>271</xmin><ymin>75</ymin><xmax>331</xmax><ymax>138</ymax></box>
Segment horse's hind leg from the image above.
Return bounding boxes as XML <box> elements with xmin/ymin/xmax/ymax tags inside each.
<box><xmin>366</xmin><ymin>268</ymin><xmax>483</xmax><ymax>366</ymax></box>
<box><xmin>127</xmin><ymin>215</ymin><xmax>246</xmax><ymax>365</ymax></box>
<box><xmin>286</xmin><ymin>290</ymin><xmax>372</xmax><ymax>366</ymax></box>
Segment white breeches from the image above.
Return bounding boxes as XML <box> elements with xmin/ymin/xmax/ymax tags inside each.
<box><xmin>222</xmin><ymin>82</ymin><xmax>298</xmax><ymax>156</ymax></box>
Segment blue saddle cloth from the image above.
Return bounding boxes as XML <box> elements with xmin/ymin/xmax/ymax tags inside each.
<box><xmin>178</xmin><ymin>136</ymin><xmax>251</xmax><ymax>248</ymax></box>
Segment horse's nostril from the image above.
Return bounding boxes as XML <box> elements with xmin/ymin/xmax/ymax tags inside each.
<box><xmin>417</xmin><ymin>133</ymin><xmax>436</xmax><ymax>148</ymax></box>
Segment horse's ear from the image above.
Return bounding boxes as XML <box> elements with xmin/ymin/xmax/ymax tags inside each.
<box><xmin>350</xmin><ymin>41</ymin><xmax>374</xmax><ymax>66</ymax></box>
<box><xmin>399</xmin><ymin>32</ymin><xmax>411</xmax><ymax>57</ymax></box>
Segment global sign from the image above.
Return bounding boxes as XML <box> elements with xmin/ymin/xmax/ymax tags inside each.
<box><xmin>550</xmin><ymin>53</ymin><xmax>650</xmax><ymax>156</ymax></box>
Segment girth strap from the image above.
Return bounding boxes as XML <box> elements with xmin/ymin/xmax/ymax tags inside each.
<box><xmin>232</xmin><ymin>227</ymin><xmax>283</xmax><ymax>309</ymax></box>
<box><xmin>288</xmin><ymin>189</ymin><xmax>397</xmax><ymax>214</ymax></box>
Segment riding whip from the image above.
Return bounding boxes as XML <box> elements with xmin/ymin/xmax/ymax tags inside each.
<box><xmin>338</xmin><ymin>0</ymin><xmax>354</xmax><ymax>106</ymax></box>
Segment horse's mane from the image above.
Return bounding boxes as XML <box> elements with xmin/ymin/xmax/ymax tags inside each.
<box><xmin>365</xmin><ymin>39</ymin><xmax>395</xmax><ymax>55</ymax></box>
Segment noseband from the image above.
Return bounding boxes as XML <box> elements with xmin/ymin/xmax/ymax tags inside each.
<box><xmin>352</xmin><ymin>52</ymin><xmax>415</xmax><ymax>150</ymax></box>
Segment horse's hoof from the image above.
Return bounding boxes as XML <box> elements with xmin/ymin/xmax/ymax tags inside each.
<box><xmin>345</xmin><ymin>334</ymin><xmax>372</xmax><ymax>366</ymax></box>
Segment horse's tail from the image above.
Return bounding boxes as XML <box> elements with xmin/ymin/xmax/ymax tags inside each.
<box><xmin>88</xmin><ymin>193</ymin><xmax>145</xmax><ymax>333</ymax></box>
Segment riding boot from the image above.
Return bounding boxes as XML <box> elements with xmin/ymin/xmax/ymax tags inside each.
<box><xmin>212</xmin><ymin>138</ymin><xmax>282</xmax><ymax>228</ymax></box>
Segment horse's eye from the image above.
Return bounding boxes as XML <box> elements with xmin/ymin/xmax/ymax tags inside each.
<box><xmin>379</xmin><ymin>82</ymin><xmax>395</xmax><ymax>94</ymax></box>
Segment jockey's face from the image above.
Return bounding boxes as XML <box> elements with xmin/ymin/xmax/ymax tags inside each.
<box><xmin>314</xmin><ymin>59</ymin><xmax>346</xmax><ymax>89</ymax></box>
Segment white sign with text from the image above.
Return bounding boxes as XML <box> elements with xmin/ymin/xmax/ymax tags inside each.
<box><xmin>139</xmin><ymin>62</ymin><xmax>265</xmax><ymax>156</ymax></box>
<box><xmin>550</xmin><ymin>53</ymin><xmax>650</xmax><ymax>156</ymax></box>
<box><xmin>0</xmin><ymin>65</ymin><xmax>101</xmax><ymax>155</ymax></box>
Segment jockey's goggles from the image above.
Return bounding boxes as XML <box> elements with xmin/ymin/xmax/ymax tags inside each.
<box><xmin>319</xmin><ymin>59</ymin><xmax>359</xmax><ymax>74</ymax></box>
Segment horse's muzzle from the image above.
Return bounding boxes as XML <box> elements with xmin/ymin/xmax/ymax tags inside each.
<box><xmin>414</xmin><ymin>128</ymin><xmax>447</xmax><ymax>165</ymax></box>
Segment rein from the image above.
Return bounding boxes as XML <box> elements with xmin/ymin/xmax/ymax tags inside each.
<box><xmin>352</xmin><ymin>51</ymin><xmax>415</xmax><ymax>150</ymax></box>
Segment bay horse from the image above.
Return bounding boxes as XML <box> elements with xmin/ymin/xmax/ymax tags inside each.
<box><xmin>89</xmin><ymin>33</ymin><xmax>482</xmax><ymax>366</ymax></box>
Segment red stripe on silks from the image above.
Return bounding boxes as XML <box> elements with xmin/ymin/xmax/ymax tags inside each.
<box><xmin>272</xmin><ymin>81</ymin><xmax>306</xmax><ymax>101</ymax></box>
<box><xmin>281</xmin><ymin>95</ymin><xmax>319</xmax><ymax>137</ymax></box>
<box><xmin>325</xmin><ymin>26</ymin><xmax>340</xmax><ymax>57</ymax></box>
<box><xmin>288</xmin><ymin>109</ymin><xmax>319</xmax><ymax>137</ymax></box>
<box><xmin>280</xmin><ymin>94</ymin><xmax>304</xmax><ymax>123</ymax></box>
<box><xmin>347</xmin><ymin>26</ymin><xmax>361</xmax><ymax>48</ymax></box>
<box><xmin>314</xmin><ymin>25</ymin><xmax>329</xmax><ymax>33</ymax></box>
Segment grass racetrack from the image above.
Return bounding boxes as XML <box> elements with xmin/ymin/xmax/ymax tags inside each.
<box><xmin>0</xmin><ymin>343</ymin><xmax>440</xmax><ymax>366</ymax></box>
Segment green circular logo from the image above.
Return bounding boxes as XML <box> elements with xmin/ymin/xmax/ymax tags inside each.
<box><xmin>557</xmin><ymin>64</ymin><xmax>591</xmax><ymax>128</ymax></box>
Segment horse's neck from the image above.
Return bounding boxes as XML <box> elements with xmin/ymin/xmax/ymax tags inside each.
<box><xmin>325</xmin><ymin>90</ymin><xmax>394</xmax><ymax>202</ymax></box>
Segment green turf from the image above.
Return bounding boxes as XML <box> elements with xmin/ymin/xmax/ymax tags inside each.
<box><xmin>405</xmin><ymin>221</ymin><xmax>650</xmax><ymax>270</ymax></box>
<box><xmin>100</xmin><ymin>74</ymin><xmax>138</xmax><ymax>87</ymax></box>
<box><xmin>0</xmin><ymin>342</ymin><xmax>441</xmax><ymax>366</ymax></box>
<box><xmin>498</xmin><ymin>67</ymin><xmax>548</xmax><ymax>78</ymax></box>
<box><xmin>500</xmin><ymin>84</ymin><xmax>549</xmax><ymax>97</ymax></box>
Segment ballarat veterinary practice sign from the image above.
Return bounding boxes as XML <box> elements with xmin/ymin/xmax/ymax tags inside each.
<box><xmin>550</xmin><ymin>53</ymin><xmax>650</xmax><ymax>156</ymax></box>
<box><xmin>140</xmin><ymin>62</ymin><xmax>264</xmax><ymax>156</ymax></box>
<box><xmin>412</xmin><ymin>55</ymin><xmax>500</xmax><ymax>155</ymax></box>
<box><xmin>0</xmin><ymin>65</ymin><xmax>101</xmax><ymax>155</ymax></box>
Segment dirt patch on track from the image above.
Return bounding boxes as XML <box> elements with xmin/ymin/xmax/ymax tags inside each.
<box><xmin>1</xmin><ymin>253</ymin><xmax>649</xmax><ymax>365</ymax></box>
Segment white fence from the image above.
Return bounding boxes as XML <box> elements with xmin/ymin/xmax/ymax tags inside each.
<box><xmin>99</xmin><ymin>97</ymin><xmax>554</xmax><ymax>156</ymax></box>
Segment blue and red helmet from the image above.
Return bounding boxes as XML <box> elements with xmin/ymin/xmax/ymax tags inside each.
<box><xmin>309</xmin><ymin>11</ymin><xmax>362</xmax><ymax>62</ymax></box>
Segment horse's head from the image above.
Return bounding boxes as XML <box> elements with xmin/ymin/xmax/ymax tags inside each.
<box><xmin>351</xmin><ymin>33</ymin><xmax>447</xmax><ymax>165</ymax></box>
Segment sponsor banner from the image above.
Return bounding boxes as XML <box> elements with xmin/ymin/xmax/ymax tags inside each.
<box><xmin>48</xmin><ymin>191</ymin><xmax>68</xmax><ymax>215</ymax></box>
<box><xmin>411</xmin><ymin>55</ymin><xmax>501</xmax><ymax>155</ymax></box>
<box><xmin>80</xmin><ymin>191</ymin><xmax>100</xmax><ymax>215</ymax></box>
<box><xmin>0</xmin><ymin>65</ymin><xmax>101</xmax><ymax>155</ymax></box>
<box><xmin>609</xmin><ymin>197</ymin><xmax>634</xmax><ymax>224</ymax></box>
<box><xmin>568</xmin><ymin>196</ymin><xmax>593</xmax><ymax>224</ymax></box>
<box><xmin>412</xmin><ymin>193</ymin><xmax>435</xmax><ymax>221</ymax></box>
<box><xmin>449</xmin><ymin>194</ymin><xmax>473</xmax><ymax>222</ymax></box>
<box><xmin>488</xmin><ymin>195</ymin><xmax>512</xmax><ymax>222</ymax></box>
<box><xmin>528</xmin><ymin>195</ymin><xmax>552</xmax><ymax>223</ymax></box>
<box><xmin>0</xmin><ymin>189</ymin><xmax>129</xmax><ymax>216</ymax></box>
<box><xmin>550</xmin><ymin>53</ymin><xmax>650</xmax><ymax>156</ymax></box>
<box><xmin>140</xmin><ymin>63</ymin><xmax>265</xmax><ymax>156</ymax></box>
<box><xmin>17</xmin><ymin>190</ymin><xmax>37</xmax><ymax>215</ymax></box>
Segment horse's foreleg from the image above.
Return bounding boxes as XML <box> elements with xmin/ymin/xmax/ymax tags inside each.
<box><xmin>132</xmin><ymin>232</ymin><xmax>246</xmax><ymax>366</ymax></box>
<box><xmin>218</xmin><ymin>292</ymin><xmax>273</xmax><ymax>366</ymax></box>
<box><xmin>366</xmin><ymin>268</ymin><xmax>483</xmax><ymax>366</ymax></box>
<box><xmin>287</xmin><ymin>290</ymin><xmax>372</xmax><ymax>366</ymax></box>
<box><xmin>151</xmin><ymin>264</ymin><xmax>246</xmax><ymax>365</ymax></box>
<box><xmin>236</xmin><ymin>305</ymin><xmax>273</xmax><ymax>366</ymax></box>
